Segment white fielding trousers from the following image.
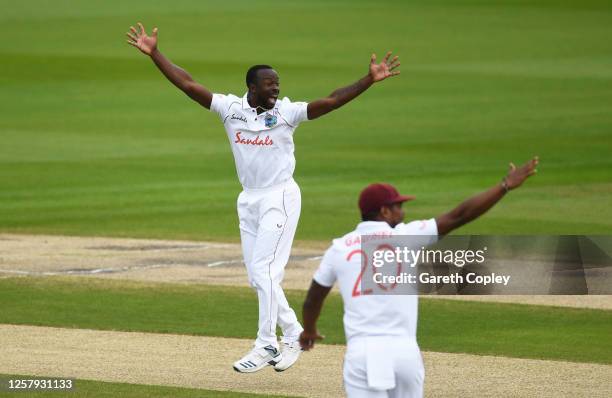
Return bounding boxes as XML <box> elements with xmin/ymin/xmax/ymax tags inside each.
<box><xmin>237</xmin><ymin>178</ymin><xmax>303</xmax><ymax>348</ymax></box>
<box><xmin>344</xmin><ymin>336</ymin><xmax>424</xmax><ymax>398</ymax></box>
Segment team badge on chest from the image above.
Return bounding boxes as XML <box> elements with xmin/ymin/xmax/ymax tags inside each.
<box><xmin>264</xmin><ymin>113</ymin><xmax>278</xmax><ymax>128</ymax></box>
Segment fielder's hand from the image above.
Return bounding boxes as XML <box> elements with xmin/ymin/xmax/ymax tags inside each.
<box><xmin>504</xmin><ymin>156</ymin><xmax>539</xmax><ymax>190</ymax></box>
<box><xmin>369</xmin><ymin>51</ymin><xmax>400</xmax><ymax>82</ymax></box>
<box><xmin>126</xmin><ymin>22</ymin><xmax>158</xmax><ymax>56</ymax></box>
<box><xmin>299</xmin><ymin>330</ymin><xmax>324</xmax><ymax>351</ymax></box>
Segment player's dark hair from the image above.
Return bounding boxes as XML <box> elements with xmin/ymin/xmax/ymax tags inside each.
<box><xmin>246</xmin><ymin>65</ymin><xmax>274</xmax><ymax>87</ymax></box>
<box><xmin>361</xmin><ymin>209</ymin><xmax>381</xmax><ymax>221</ymax></box>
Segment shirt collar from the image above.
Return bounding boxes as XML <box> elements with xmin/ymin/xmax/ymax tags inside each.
<box><xmin>356</xmin><ymin>221</ymin><xmax>393</xmax><ymax>233</ymax></box>
<box><xmin>241</xmin><ymin>92</ymin><xmax>252</xmax><ymax>110</ymax></box>
<box><xmin>241</xmin><ymin>92</ymin><xmax>280</xmax><ymax>111</ymax></box>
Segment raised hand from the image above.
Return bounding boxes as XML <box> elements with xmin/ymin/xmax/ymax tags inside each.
<box><xmin>369</xmin><ymin>51</ymin><xmax>400</xmax><ymax>82</ymax></box>
<box><xmin>126</xmin><ymin>22</ymin><xmax>157</xmax><ymax>56</ymax></box>
<box><xmin>505</xmin><ymin>156</ymin><xmax>539</xmax><ymax>190</ymax></box>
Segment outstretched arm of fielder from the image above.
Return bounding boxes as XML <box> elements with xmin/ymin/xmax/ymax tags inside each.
<box><xmin>306</xmin><ymin>52</ymin><xmax>400</xmax><ymax>120</ymax></box>
<box><xmin>435</xmin><ymin>156</ymin><xmax>539</xmax><ymax>236</ymax></box>
<box><xmin>299</xmin><ymin>280</ymin><xmax>331</xmax><ymax>351</ymax></box>
<box><xmin>126</xmin><ymin>23</ymin><xmax>213</xmax><ymax>109</ymax></box>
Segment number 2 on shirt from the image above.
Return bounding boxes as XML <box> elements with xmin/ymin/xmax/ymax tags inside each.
<box><xmin>347</xmin><ymin>249</ymin><xmax>373</xmax><ymax>297</ymax></box>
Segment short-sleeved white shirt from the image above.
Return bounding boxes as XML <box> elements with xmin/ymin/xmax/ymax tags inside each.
<box><xmin>313</xmin><ymin>219</ymin><xmax>438</xmax><ymax>342</ymax></box>
<box><xmin>210</xmin><ymin>92</ymin><xmax>308</xmax><ymax>189</ymax></box>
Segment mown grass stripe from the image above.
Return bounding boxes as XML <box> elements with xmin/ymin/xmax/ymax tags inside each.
<box><xmin>2</xmin><ymin>1</ymin><xmax>612</xmax><ymax>240</ymax></box>
<box><xmin>0</xmin><ymin>277</ymin><xmax>610</xmax><ymax>364</ymax></box>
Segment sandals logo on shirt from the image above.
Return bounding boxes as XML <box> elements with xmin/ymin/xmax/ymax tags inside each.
<box><xmin>264</xmin><ymin>113</ymin><xmax>278</xmax><ymax>128</ymax></box>
<box><xmin>230</xmin><ymin>114</ymin><xmax>247</xmax><ymax>123</ymax></box>
<box><xmin>234</xmin><ymin>131</ymin><xmax>273</xmax><ymax>146</ymax></box>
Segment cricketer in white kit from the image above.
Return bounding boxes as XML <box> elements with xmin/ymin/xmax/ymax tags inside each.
<box><xmin>126</xmin><ymin>22</ymin><xmax>401</xmax><ymax>373</ymax></box>
<box><xmin>300</xmin><ymin>157</ymin><xmax>539</xmax><ymax>397</ymax></box>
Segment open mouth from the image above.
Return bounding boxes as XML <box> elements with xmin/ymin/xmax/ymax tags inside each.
<box><xmin>267</xmin><ymin>95</ymin><xmax>278</xmax><ymax>105</ymax></box>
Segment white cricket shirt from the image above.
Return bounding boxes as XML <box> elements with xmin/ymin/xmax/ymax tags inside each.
<box><xmin>313</xmin><ymin>219</ymin><xmax>438</xmax><ymax>342</ymax></box>
<box><xmin>210</xmin><ymin>92</ymin><xmax>308</xmax><ymax>189</ymax></box>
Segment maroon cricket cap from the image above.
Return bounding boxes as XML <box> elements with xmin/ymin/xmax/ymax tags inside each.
<box><xmin>358</xmin><ymin>183</ymin><xmax>416</xmax><ymax>216</ymax></box>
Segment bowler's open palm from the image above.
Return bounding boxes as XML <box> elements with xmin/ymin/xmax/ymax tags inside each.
<box><xmin>505</xmin><ymin>156</ymin><xmax>539</xmax><ymax>190</ymax></box>
<box><xmin>126</xmin><ymin>22</ymin><xmax>157</xmax><ymax>55</ymax></box>
<box><xmin>369</xmin><ymin>51</ymin><xmax>400</xmax><ymax>82</ymax></box>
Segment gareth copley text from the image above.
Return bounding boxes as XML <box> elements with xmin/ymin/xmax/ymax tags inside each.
<box><xmin>373</xmin><ymin>272</ymin><xmax>511</xmax><ymax>286</ymax></box>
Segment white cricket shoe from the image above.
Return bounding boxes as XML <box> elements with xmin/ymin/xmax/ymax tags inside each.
<box><xmin>233</xmin><ymin>345</ymin><xmax>282</xmax><ymax>373</ymax></box>
<box><xmin>273</xmin><ymin>341</ymin><xmax>303</xmax><ymax>372</ymax></box>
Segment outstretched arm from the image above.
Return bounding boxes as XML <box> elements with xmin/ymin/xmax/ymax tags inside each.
<box><xmin>126</xmin><ymin>23</ymin><xmax>213</xmax><ymax>109</ymax></box>
<box><xmin>299</xmin><ymin>280</ymin><xmax>331</xmax><ymax>351</ymax></box>
<box><xmin>306</xmin><ymin>52</ymin><xmax>400</xmax><ymax>120</ymax></box>
<box><xmin>436</xmin><ymin>157</ymin><xmax>540</xmax><ymax>236</ymax></box>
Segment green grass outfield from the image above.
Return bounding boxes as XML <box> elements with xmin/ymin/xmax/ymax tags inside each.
<box><xmin>0</xmin><ymin>375</ymin><xmax>295</xmax><ymax>398</ymax></box>
<box><xmin>1</xmin><ymin>0</ymin><xmax>612</xmax><ymax>241</ymax></box>
<box><xmin>1</xmin><ymin>277</ymin><xmax>610</xmax><ymax>364</ymax></box>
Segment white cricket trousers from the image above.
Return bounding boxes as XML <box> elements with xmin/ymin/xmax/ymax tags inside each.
<box><xmin>237</xmin><ymin>178</ymin><xmax>303</xmax><ymax>349</ymax></box>
<box><xmin>344</xmin><ymin>336</ymin><xmax>424</xmax><ymax>398</ymax></box>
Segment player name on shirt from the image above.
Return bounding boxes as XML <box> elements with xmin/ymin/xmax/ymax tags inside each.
<box><xmin>344</xmin><ymin>231</ymin><xmax>393</xmax><ymax>247</ymax></box>
<box><xmin>234</xmin><ymin>131</ymin><xmax>274</xmax><ymax>146</ymax></box>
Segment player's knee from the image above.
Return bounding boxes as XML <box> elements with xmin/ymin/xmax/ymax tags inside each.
<box><xmin>250</xmin><ymin>274</ymin><xmax>272</xmax><ymax>291</ymax></box>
